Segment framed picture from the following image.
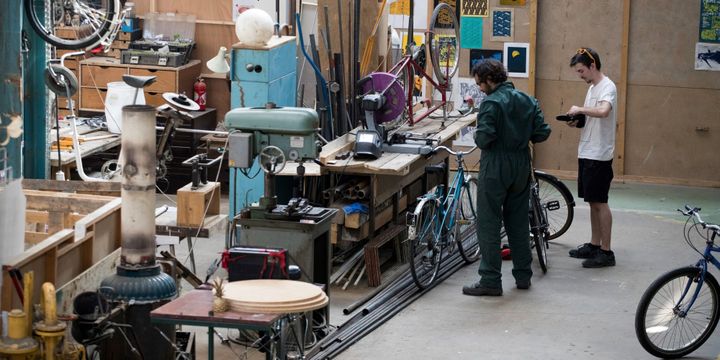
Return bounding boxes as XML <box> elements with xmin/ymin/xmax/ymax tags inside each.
<box><xmin>491</xmin><ymin>8</ymin><xmax>514</xmax><ymax>41</ymax></box>
<box><xmin>695</xmin><ymin>42</ymin><xmax>720</xmax><ymax>71</ymax></box>
<box><xmin>469</xmin><ymin>49</ymin><xmax>503</xmax><ymax>69</ymax></box>
<box><xmin>500</xmin><ymin>0</ymin><xmax>526</xmax><ymax>5</ymax></box>
<box><xmin>503</xmin><ymin>42</ymin><xmax>529</xmax><ymax>78</ymax></box>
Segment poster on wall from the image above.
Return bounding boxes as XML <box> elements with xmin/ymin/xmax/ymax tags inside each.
<box><xmin>470</xmin><ymin>49</ymin><xmax>503</xmax><ymax>69</ymax></box>
<box><xmin>460</xmin><ymin>17</ymin><xmax>483</xmax><ymax>49</ymax></box>
<box><xmin>500</xmin><ymin>0</ymin><xmax>526</xmax><ymax>5</ymax></box>
<box><xmin>437</xmin><ymin>35</ymin><xmax>458</xmax><ymax>67</ymax></box>
<box><xmin>700</xmin><ymin>0</ymin><xmax>720</xmax><ymax>43</ymax></box>
<box><xmin>232</xmin><ymin>0</ymin><xmax>285</xmax><ymax>21</ymax></box>
<box><xmin>695</xmin><ymin>42</ymin><xmax>720</xmax><ymax>70</ymax></box>
<box><xmin>389</xmin><ymin>0</ymin><xmax>429</xmax><ymax>30</ymax></box>
<box><xmin>503</xmin><ymin>42</ymin><xmax>529</xmax><ymax>78</ymax></box>
<box><xmin>491</xmin><ymin>8</ymin><xmax>513</xmax><ymax>41</ymax></box>
<box><xmin>402</xmin><ymin>33</ymin><xmax>425</xmax><ymax>53</ymax></box>
<box><xmin>461</xmin><ymin>0</ymin><xmax>489</xmax><ymax>17</ymax></box>
<box><xmin>452</xmin><ymin>78</ymin><xmax>484</xmax><ymax>146</ymax></box>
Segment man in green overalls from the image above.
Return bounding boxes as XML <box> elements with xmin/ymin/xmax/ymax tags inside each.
<box><xmin>463</xmin><ymin>59</ymin><xmax>551</xmax><ymax>296</ymax></box>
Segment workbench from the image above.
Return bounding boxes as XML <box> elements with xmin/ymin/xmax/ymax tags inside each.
<box><xmin>49</xmin><ymin>122</ymin><xmax>121</xmax><ymax>180</ymax></box>
<box><xmin>318</xmin><ymin>114</ymin><xmax>477</xmax><ymax>286</ymax></box>
<box><xmin>151</xmin><ymin>288</ymin><xmax>281</xmax><ymax>360</ymax></box>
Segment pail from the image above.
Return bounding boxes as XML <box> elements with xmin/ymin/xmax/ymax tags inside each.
<box><xmin>104</xmin><ymin>82</ymin><xmax>145</xmax><ymax>134</ymax></box>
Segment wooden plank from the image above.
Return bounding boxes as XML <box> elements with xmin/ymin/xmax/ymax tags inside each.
<box><xmin>616</xmin><ymin>0</ymin><xmax>630</xmax><ymax>176</ymax></box>
<box><xmin>528</xmin><ymin>0</ymin><xmax>538</xmax><ymax>96</ymax></box>
<box><xmin>7</xmin><ymin>229</ymin><xmax>74</xmax><ymax>269</ymax></box>
<box><xmin>74</xmin><ymin>198</ymin><xmax>122</xmax><ymax>241</ymax></box>
<box><xmin>24</xmin><ymin>190</ymin><xmax>117</xmax><ymax>214</ymax></box>
<box><xmin>25</xmin><ymin>210</ymin><xmax>49</xmax><ymax>224</ymax></box>
<box><xmin>25</xmin><ymin>231</ymin><xmax>48</xmax><ymax>245</ymax></box>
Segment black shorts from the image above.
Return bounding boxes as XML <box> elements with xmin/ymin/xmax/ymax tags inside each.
<box><xmin>577</xmin><ymin>158</ymin><xmax>613</xmax><ymax>203</ymax></box>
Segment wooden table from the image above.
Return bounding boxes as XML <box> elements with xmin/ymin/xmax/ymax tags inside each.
<box><xmin>49</xmin><ymin>121</ymin><xmax>121</xmax><ymax>179</ymax></box>
<box><xmin>155</xmin><ymin>211</ymin><xmax>226</xmax><ymax>273</ymax></box>
<box><xmin>151</xmin><ymin>289</ymin><xmax>281</xmax><ymax>360</ymax></box>
<box><xmin>318</xmin><ymin>115</ymin><xmax>477</xmax><ymax>286</ymax></box>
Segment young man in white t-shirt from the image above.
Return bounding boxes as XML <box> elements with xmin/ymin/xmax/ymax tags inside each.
<box><xmin>565</xmin><ymin>48</ymin><xmax>617</xmax><ymax>268</ymax></box>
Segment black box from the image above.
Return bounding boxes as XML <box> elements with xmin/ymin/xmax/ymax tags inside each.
<box><xmin>226</xmin><ymin>246</ymin><xmax>289</xmax><ymax>282</ymax></box>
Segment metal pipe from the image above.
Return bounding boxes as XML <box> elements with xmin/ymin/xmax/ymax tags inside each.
<box><xmin>120</xmin><ymin>105</ymin><xmax>158</xmax><ymax>267</ymax></box>
<box><xmin>154</xmin><ymin>126</ymin><xmax>229</xmax><ymax>136</ymax></box>
<box><xmin>342</xmin><ymin>266</ymin><xmax>405</xmax><ymax>315</ymax></box>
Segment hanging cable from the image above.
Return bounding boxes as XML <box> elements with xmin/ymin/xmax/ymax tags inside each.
<box><xmin>295</xmin><ymin>12</ymin><xmax>334</xmax><ymax>137</ymax></box>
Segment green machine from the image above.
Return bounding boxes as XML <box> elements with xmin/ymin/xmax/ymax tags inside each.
<box><xmin>224</xmin><ymin>105</ymin><xmax>336</xmax><ymax>321</ymax></box>
<box><xmin>225</xmin><ymin>104</ymin><xmax>325</xmax><ymax>218</ymax></box>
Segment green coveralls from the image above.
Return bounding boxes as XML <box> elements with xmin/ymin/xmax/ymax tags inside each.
<box><xmin>474</xmin><ymin>82</ymin><xmax>551</xmax><ymax>289</ymax></box>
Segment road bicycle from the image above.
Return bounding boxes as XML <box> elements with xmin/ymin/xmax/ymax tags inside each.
<box><xmin>406</xmin><ymin>145</ymin><xmax>480</xmax><ymax>289</ymax></box>
<box><xmin>498</xmin><ymin>169</ymin><xmax>575</xmax><ymax>273</ymax></box>
<box><xmin>25</xmin><ymin>0</ymin><xmax>125</xmax><ymax>51</ymax></box>
<box><xmin>635</xmin><ymin>205</ymin><xmax>720</xmax><ymax>358</ymax></box>
<box><xmin>387</xmin><ymin>3</ymin><xmax>460</xmax><ymax>127</ymax></box>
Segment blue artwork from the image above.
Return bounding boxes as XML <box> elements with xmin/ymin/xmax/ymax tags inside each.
<box><xmin>470</xmin><ymin>49</ymin><xmax>503</xmax><ymax>68</ymax></box>
<box><xmin>492</xmin><ymin>9</ymin><xmax>513</xmax><ymax>39</ymax></box>
<box><xmin>460</xmin><ymin>16</ymin><xmax>484</xmax><ymax>49</ymax></box>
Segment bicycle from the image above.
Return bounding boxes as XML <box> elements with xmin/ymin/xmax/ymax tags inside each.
<box><xmin>499</xmin><ymin>169</ymin><xmax>575</xmax><ymax>273</ymax></box>
<box><xmin>386</xmin><ymin>3</ymin><xmax>460</xmax><ymax>127</ymax></box>
<box><xmin>25</xmin><ymin>0</ymin><xmax>125</xmax><ymax>51</ymax></box>
<box><xmin>406</xmin><ymin>145</ymin><xmax>480</xmax><ymax>289</ymax></box>
<box><xmin>635</xmin><ymin>205</ymin><xmax>720</xmax><ymax>358</ymax></box>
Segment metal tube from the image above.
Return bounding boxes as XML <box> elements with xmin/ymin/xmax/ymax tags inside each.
<box><xmin>120</xmin><ymin>105</ymin><xmax>157</xmax><ymax>267</ymax></box>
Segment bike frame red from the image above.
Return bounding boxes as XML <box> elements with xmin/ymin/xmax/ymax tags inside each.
<box><xmin>388</xmin><ymin>55</ymin><xmax>449</xmax><ymax>126</ymax></box>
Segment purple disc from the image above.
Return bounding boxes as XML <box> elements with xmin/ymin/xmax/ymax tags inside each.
<box><xmin>360</xmin><ymin>72</ymin><xmax>406</xmax><ymax>124</ymax></box>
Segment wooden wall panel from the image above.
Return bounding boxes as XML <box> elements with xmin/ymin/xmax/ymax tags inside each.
<box><xmin>625</xmin><ymin>85</ymin><xmax>720</xmax><ymax>182</ymax></box>
<box><xmin>628</xmin><ymin>0</ymin><xmax>719</xmax><ymax>88</ymax></box>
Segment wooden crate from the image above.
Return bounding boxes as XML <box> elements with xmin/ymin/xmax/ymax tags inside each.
<box><xmin>176</xmin><ymin>182</ymin><xmax>221</xmax><ymax>227</ymax></box>
<box><xmin>1</xmin><ymin>181</ymin><xmax>122</xmax><ymax>311</ymax></box>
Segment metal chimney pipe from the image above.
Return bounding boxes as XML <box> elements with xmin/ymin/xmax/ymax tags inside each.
<box><xmin>120</xmin><ymin>105</ymin><xmax>158</xmax><ymax>267</ymax></box>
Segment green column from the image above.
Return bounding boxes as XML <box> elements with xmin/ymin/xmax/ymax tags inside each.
<box><xmin>23</xmin><ymin>3</ymin><xmax>48</xmax><ymax>179</ymax></box>
<box><xmin>0</xmin><ymin>0</ymin><xmax>24</xmax><ymax>180</ymax></box>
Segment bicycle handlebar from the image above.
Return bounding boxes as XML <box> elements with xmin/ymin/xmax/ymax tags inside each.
<box><xmin>432</xmin><ymin>145</ymin><xmax>478</xmax><ymax>157</ymax></box>
<box><xmin>678</xmin><ymin>205</ymin><xmax>720</xmax><ymax>232</ymax></box>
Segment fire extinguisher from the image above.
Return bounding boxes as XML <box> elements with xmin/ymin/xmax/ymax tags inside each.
<box><xmin>193</xmin><ymin>76</ymin><xmax>207</xmax><ymax>111</ymax></box>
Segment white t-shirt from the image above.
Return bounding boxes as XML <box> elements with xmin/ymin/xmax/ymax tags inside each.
<box><xmin>578</xmin><ymin>76</ymin><xmax>617</xmax><ymax>161</ymax></box>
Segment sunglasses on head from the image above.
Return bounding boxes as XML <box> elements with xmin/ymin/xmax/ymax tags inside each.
<box><xmin>576</xmin><ymin>48</ymin><xmax>596</xmax><ymax>65</ymax></box>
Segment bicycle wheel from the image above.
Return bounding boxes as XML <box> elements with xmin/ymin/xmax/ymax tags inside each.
<box><xmin>456</xmin><ymin>177</ymin><xmax>480</xmax><ymax>263</ymax></box>
<box><xmin>428</xmin><ymin>3</ymin><xmax>460</xmax><ymax>83</ymax></box>
<box><xmin>25</xmin><ymin>0</ymin><xmax>118</xmax><ymax>49</ymax></box>
<box><xmin>535</xmin><ymin>172</ymin><xmax>574</xmax><ymax>240</ymax></box>
<box><xmin>409</xmin><ymin>198</ymin><xmax>442</xmax><ymax>289</ymax></box>
<box><xmin>635</xmin><ymin>266</ymin><xmax>720</xmax><ymax>358</ymax></box>
<box><xmin>530</xmin><ymin>195</ymin><xmax>548</xmax><ymax>273</ymax></box>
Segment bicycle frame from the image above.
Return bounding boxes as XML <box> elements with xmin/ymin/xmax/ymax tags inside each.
<box><xmin>676</xmin><ymin>235</ymin><xmax>720</xmax><ymax>316</ymax></box>
<box><xmin>388</xmin><ymin>54</ymin><xmax>449</xmax><ymax>127</ymax></box>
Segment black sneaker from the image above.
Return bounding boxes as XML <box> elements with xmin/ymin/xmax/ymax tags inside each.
<box><xmin>569</xmin><ymin>243</ymin><xmax>600</xmax><ymax>259</ymax></box>
<box><xmin>462</xmin><ymin>282</ymin><xmax>503</xmax><ymax>296</ymax></box>
<box><xmin>516</xmin><ymin>279</ymin><xmax>531</xmax><ymax>290</ymax></box>
<box><xmin>582</xmin><ymin>250</ymin><xmax>616</xmax><ymax>268</ymax></box>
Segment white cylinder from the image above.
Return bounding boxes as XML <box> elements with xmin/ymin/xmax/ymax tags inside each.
<box><xmin>120</xmin><ymin>105</ymin><xmax>157</xmax><ymax>266</ymax></box>
<box><xmin>105</xmin><ymin>82</ymin><xmax>146</xmax><ymax>134</ymax></box>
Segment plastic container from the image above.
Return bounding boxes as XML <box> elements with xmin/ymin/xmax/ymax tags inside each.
<box><xmin>104</xmin><ymin>82</ymin><xmax>146</xmax><ymax>134</ymax></box>
<box><xmin>143</xmin><ymin>12</ymin><xmax>196</xmax><ymax>42</ymax></box>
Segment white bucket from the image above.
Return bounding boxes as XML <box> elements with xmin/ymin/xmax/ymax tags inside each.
<box><xmin>104</xmin><ymin>82</ymin><xmax>146</xmax><ymax>134</ymax></box>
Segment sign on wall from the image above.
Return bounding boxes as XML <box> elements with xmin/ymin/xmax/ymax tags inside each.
<box><xmin>695</xmin><ymin>42</ymin><xmax>720</xmax><ymax>71</ymax></box>
<box><xmin>700</xmin><ymin>0</ymin><xmax>720</xmax><ymax>43</ymax></box>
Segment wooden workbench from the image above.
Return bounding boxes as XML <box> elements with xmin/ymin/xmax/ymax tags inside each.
<box><xmin>318</xmin><ymin>114</ymin><xmax>477</xmax><ymax>286</ymax></box>
<box><xmin>49</xmin><ymin>121</ymin><xmax>121</xmax><ymax>179</ymax></box>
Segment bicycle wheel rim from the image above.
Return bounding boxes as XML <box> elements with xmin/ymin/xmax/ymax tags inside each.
<box><xmin>409</xmin><ymin>200</ymin><xmax>441</xmax><ymax>289</ymax></box>
<box><xmin>456</xmin><ymin>178</ymin><xmax>480</xmax><ymax>263</ymax></box>
<box><xmin>428</xmin><ymin>3</ymin><xmax>460</xmax><ymax>82</ymax></box>
<box><xmin>636</xmin><ymin>267</ymin><xmax>720</xmax><ymax>358</ymax></box>
<box><xmin>531</xmin><ymin>199</ymin><xmax>548</xmax><ymax>273</ymax></box>
<box><xmin>536</xmin><ymin>173</ymin><xmax>574</xmax><ymax>240</ymax></box>
<box><xmin>25</xmin><ymin>0</ymin><xmax>118</xmax><ymax>49</ymax></box>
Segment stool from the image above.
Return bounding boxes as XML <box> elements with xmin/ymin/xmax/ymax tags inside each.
<box><xmin>363</xmin><ymin>224</ymin><xmax>406</xmax><ymax>287</ymax></box>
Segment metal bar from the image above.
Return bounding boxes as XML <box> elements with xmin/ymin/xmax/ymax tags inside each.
<box><xmin>154</xmin><ymin>126</ymin><xmax>229</xmax><ymax>136</ymax></box>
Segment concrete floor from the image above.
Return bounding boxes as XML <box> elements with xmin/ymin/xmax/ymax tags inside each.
<box><xmin>161</xmin><ymin>180</ymin><xmax>720</xmax><ymax>359</ymax></box>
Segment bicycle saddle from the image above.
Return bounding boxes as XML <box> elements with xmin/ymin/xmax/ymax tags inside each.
<box><xmin>122</xmin><ymin>75</ymin><xmax>157</xmax><ymax>89</ymax></box>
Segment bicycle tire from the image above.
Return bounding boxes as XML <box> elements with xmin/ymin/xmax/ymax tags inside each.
<box><xmin>427</xmin><ymin>3</ymin><xmax>460</xmax><ymax>82</ymax></box>
<box><xmin>535</xmin><ymin>172</ymin><xmax>574</xmax><ymax>240</ymax></box>
<box><xmin>530</xmin><ymin>195</ymin><xmax>548</xmax><ymax>273</ymax></box>
<box><xmin>635</xmin><ymin>266</ymin><xmax>720</xmax><ymax>358</ymax></box>
<box><xmin>25</xmin><ymin>0</ymin><xmax>118</xmax><ymax>49</ymax></box>
<box><xmin>409</xmin><ymin>198</ymin><xmax>442</xmax><ymax>289</ymax></box>
<box><xmin>456</xmin><ymin>177</ymin><xmax>480</xmax><ymax>263</ymax></box>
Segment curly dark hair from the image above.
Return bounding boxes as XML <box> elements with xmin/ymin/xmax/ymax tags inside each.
<box><xmin>471</xmin><ymin>59</ymin><xmax>508</xmax><ymax>84</ymax></box>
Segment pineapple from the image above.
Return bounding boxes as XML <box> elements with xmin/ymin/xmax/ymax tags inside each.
<box><xmin>212</xmin><ymin>277</ymin><xmax>229</xmax><ymax>313</ymax></box>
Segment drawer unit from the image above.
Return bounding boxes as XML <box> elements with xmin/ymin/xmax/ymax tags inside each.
<box><xmin>78</xmin><ymin>57</ymin><xmax>201</xmax><ymax>112</ymax></box>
